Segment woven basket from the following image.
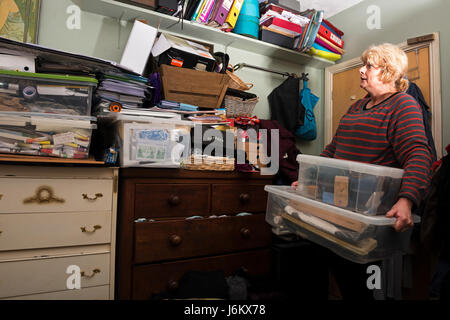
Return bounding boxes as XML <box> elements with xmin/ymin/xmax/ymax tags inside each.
<box><xmin>182</xmin><ymin>155</ymin><xmax>235</xmax><ymax>171</ymax></box>
<box><xmin>226</xmin><ymin>69</ymin><xmax>253</xmax><ymax>91</ymax></box>
<box><xmin>224</xmin><ymin>95</ymin><xmax>258</xmax><ymax>118</ymax></box>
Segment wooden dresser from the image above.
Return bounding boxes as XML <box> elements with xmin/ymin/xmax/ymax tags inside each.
<box><xmin>116</xmin><ymin>168</ymin><xmax>274</xmax><ymax>299</ymax></box>
<box><xmin>0</xmin><ymin>164</ymin><xmax>118</xmax><ymax>299</ymax></box>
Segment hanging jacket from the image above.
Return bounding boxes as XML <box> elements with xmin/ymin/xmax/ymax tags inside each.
<box><xmin>406</xmin><ymin>82</ymin><xmax>437</xmax><ymax>162</ymax></box>
<box><xmin>268</xmin><ymin>77</ymin><xmax>305</xmax><ymax>133</ymax></box>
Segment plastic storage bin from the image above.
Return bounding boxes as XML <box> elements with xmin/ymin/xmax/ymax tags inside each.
<box><xmin>264</xmin><ymin>185</ymin><xmax>419</xmax><ymax>264</ymax></box>
<box><xmin>296</xmin><ymin>154</ymin><xmax>404</xmax><ymax>215</ymax></box>
<box><xmin>0</xmin><ymin>113</ymin><xmax>96</xmax><ymax>159</ymax></box>
<box><xmin>101</xmin><ymin>113</ymin><xmax>194</xmax><ymax>168</ymax></box>
<box><xmin>0</xmin><ymin>70</ymin><xmax>97</xmax><ymax>116</ymax></box>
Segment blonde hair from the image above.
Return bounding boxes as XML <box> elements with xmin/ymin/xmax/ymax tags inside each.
<box><xmin>361</xmin><ymin>43</ymin><xmax>409</xmax><ymax>92</ymax></box>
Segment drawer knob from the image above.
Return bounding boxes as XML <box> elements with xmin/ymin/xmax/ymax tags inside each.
<box><xmin>240</xmin><ymin>228</ymin><xmax>251</xmax><ymax>238</ymax></box>
<box><xmin>169</xmin><ymin>234</ymin><xmax>182</xmax><ymax>246</ymax></box>
<box><xmin>168</xmin><ymin>195</ymin><xmax>181</xmax><ymax>206</ymax></box>
<box><xmin>239</xmin><ymin>193</ymin><xmax>250</xmax><ymax>203</ymax></box>
<box><xmin>82</xmin><ymin>193</ymin><xmax>103</xmax><ymax>201</ymax></box>
<box><xmin>81</xmin><ymin>225</ymin><xmax>102</xmax><ymax>233</ymax></box>
<box><xmin>168</xmin><ymin>280</ymin><xmax>179</xmax><ymax>291</ymax></box>
<box><xmin>81</xmin><ymin>268</ymin><xmax>101</xmax><ymax>278</ymax></box>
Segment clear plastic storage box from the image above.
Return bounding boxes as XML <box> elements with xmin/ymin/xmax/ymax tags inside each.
<box><xmin>0</xmin><ymin>70</ymin><xmax>97</xmax><ymax>116</ymax></box>
<box><xmin>297</xmin><ymin>154</ymin><xmax>404</xmax><ymax>215</ymax></box>
<box><xmin>101</xmin><ymin>113</ymin><xmax>194</xmax><ymax>168</ymax></box>
<box><xmin>0</xmin><ymin>113</ymin><xmax>96</xmax><ymax>159</ymax></box>
<box><xmin>265</xmin><ymin>185</ymin><xmax>419</xmax><ymax>264</ymax></box>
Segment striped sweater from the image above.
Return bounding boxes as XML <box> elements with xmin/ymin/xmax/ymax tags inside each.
<box><xmin>321</xmin><ymin>92</ymin><xmax>432</xmax><ymax>207</ymax></box>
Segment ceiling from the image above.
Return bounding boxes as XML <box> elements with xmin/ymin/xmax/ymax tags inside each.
<box><xmin>280</xmin><ymin>0</ymin><xmax>365</xmax><ymax>19</ymax></box>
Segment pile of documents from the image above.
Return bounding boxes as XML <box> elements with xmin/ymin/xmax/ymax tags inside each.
<box><xmin>94</xmin><ymin>71</ymin><xmax>154</xmax><ymax>114</ymax></box>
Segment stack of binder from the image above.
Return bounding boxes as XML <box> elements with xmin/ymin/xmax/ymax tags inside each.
<box><xmin>183</xmin><ymin>0</ymin><xmax>244</xmax><ymax>30</ymax></box>
<box><xmin>308</xmin><ymin>19</ymin><xmax>344</xmax><ymax>62</ymax></box>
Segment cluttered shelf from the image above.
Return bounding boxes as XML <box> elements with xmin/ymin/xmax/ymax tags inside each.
<box><xmin>74</xmin><ymin>0</ymin><xmax>335</xmax><ymax>67</ymax></box>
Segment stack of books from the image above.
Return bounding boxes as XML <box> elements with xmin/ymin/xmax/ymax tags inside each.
<box><xmin>308</xmin><ymin>19</ymin><xmax>345</xmax><ymax>62</ymax></box>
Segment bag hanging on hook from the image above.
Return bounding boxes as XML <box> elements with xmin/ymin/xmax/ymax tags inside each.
<box><xmin>295</xmin><ymin>78</ymin><xmax>319</xmax><ymax>140</ymax></box>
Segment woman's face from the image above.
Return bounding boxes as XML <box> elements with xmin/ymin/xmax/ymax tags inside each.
<box><xmin>359</xmin><ymin>62</ymin><xmax>384</xmax><ymax>93</ymax></box>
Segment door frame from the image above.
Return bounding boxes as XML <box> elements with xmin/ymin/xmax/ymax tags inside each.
<box><xmin>324</xmin><ymin>32</ymin><xmax>442</xmax><ymax>159</ymax></box>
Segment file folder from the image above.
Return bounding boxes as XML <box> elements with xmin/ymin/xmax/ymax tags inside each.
<box><xmin>213</xmin><ymin>0</ymin><xmax>234</xmax><ymax>25</ymax></box>
<box><xmin>315</xmin><ymin>34</ymin><xmax>344</xmax><ymax>55</ymax></box>
<box><xmin>318</xmin><ymin>23</ymin><xmax>344</xmax><ymax>48</ymax></box>
<box><xmin>199</xmin><ymin>0</ymin><xmax>216</xmax><ymax>23</ymax></box>
<box><xmin>225</xmin><ymin>0</ymin><xmax>244</xmax><ymax>28</ymax></box>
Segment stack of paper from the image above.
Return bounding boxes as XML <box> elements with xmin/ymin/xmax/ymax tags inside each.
<box><xmin>94</xmin><ymin>71</ymin><xmax>154</xmax><ymax>114</ymax></box>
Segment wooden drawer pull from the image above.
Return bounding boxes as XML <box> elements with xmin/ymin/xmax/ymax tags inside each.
<box><xmin>240</xmin><ymin>228</ymin><xmax>251</xmax><ymax>239</ymax></box>
<box><xmin>82</xmin><ymin>193</ymin><xmax>103</xmax><ymax>201</ymax></box>
<box><xmin>81</xmin><ymin>268</ymin><xmax>101</xmax><ymax>278</ymax></box>
<box><xmin>168</xmin><ymin>280</ymin><xmax>179</xmax><ymax>291</ymax></box>
<box><xmin>81</xmin><ymin>225</ymin><xmax>102</xmax><ymax>233</ymax></box>
<box><xmin>239</xmin><ymin>193</ymin><xmax>250</xmax><ymax>203</ymax></box>
<box><xmin>168</xmin><ymin>195</ymin><xmax>181</xmax><ymax>206</ymax></box>
<box><xmin>169</xmin><ymin>234</ymin><xmax>182</xmax><ymax>246</ymax></box>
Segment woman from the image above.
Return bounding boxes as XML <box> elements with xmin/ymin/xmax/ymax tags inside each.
<box><xmin>292</xmin><ymin>43</ymin><xmax>433</xmax><ymax>299</ymax></box>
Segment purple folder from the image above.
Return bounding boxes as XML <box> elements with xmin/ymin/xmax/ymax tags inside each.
<box><xmin>213</xmin><ymin>0</ymin><xmax>234</xmax><ymax>25</ymax></box>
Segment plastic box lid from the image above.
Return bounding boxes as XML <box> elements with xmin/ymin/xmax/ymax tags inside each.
<box><xmin>0</xmin><ymin>69</ymin><xmax>98</xmax><ymax>85</ymax></box>
<box><xmin>264</xmin><ymin>185</ymin><xmax>420</xmax><ymax>225</ymax></box>
<box><xmin>296</xmin><ymin>154</ymin><xmax>404</xmax><ymax>178</ymax></box>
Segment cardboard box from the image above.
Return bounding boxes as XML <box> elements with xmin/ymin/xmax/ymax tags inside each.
<box><xmin>151</xmin><ymin>33</ymin><xmax>216</xmax><ymax>72</ymax></box>
<box><xmin>160</xmin><ymin>64</ymin><xmax>229</xmax><ymax>109</ymax></box>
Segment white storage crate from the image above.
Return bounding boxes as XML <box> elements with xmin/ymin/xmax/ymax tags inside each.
<box><xmin>107</xmin><ymin>113</ymin><xmax>194</xmax><ymax>168</ymax></box>
<box><xmin>265</xmin><ymin>185</ymin><xmax>419</xmax><ymax>264</ymax></box>
<box><xmin>297</xmin><ymin>154</ymin><xmax>404</xmax><ymax>215</ymax></box>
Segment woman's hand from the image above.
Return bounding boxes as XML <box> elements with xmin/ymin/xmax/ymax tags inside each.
<box><xmin>386</xmin><ymin>197</ymin><xmax>414</xmax><ymax>232</ymax></box>
<box><xmin>291</xmin><ymin>181</ymin><xmax>298</xmax><ymax>189</ymax></box>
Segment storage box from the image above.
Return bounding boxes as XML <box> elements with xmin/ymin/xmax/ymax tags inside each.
<box><xmin>103</xmin><ymin>113</ymin><xmax>194</xmax><ymax>168</ymax></box>
<box><xmin>152</xmin><ymin>33</ymin><xmax>216</xmax><ymax>72</ymax></box>
<box><xmin>160</xmin><ymin>64</ymin><xmax>229</xmax><ymax>109</ymax></box>
<box><xmin>264</xmin><ymin>185</ymin><xmax>419</xmax><ymax>264</ymax></box>
<box><xmin>260</xmin><ymin>27</ymin><xmax>296</xmax><ymax>49</ymax></box>
<box><xmin>0</xmin><ymin>70</ymin><xmax>97</xmax><ymax>116</ymax></box>
<box><xmin>0</xmin><ymin>113</ymin><xmax>96</xmax><ymax>159</ymax></box>
<box><xmin>297</xmin><ymin>154</ymin><xmax>404</xmax><ymax>215</ymax></box>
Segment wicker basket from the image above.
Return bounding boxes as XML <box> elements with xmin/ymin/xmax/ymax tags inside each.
<box><xmin>226</xmin><ymin>69</ymin><xmax>253</xmax><ymax>91</ymax></box>
<box><xmin>182</xmin><ymin>155</ymin><xmax>235</xmax><ymax>171</ymax></box>
<box><xmin>224</xmin><ymin>95</ymin><xmax>259</xmax><ymax>118</ymax></box>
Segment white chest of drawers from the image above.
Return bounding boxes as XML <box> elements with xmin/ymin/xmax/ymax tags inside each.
<box><xmin>0</xmin><ymin>164</ymin><xmax>118</xmax><ymax>300</ymax></box>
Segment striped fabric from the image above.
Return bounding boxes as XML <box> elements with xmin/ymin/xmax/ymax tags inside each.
<box><xmin>321</xmin><ymin>92</ymin><xmax>432</xmax><ymax>207</ymax></box>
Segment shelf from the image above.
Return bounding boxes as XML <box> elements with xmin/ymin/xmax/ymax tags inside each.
<box><xmin>74</xmin><ymin>0</ymin><xmax>335</xmax><ymax>68</ymax></box>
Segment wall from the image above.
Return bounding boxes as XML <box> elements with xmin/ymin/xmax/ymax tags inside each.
<box><xmin>37</xmin><ymin>0</ymin><xmax>326</xmax><ymax>156</ymax></box>
<box><xmin>328</xmin><ymin>0</ymin><xmax>449</xmax><ymax>156</ymax></box>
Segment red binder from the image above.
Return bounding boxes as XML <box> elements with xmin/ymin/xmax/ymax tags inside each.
<box><xmin>318</xmin><ymin>23</ymin><xmax>344</xmax><ymax>48</ymax></box>
<box><xmin>322</xmin><ymin>18</ymin><xmax>344</xmax><ymax>37</ymax></box>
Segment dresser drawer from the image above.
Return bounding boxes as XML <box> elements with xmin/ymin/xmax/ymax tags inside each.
<box><xmin>0</xmin><ymin>253</ymin><xmax>110</xmax><ymax>298</ymax></box>
<box><xmin>0</xmin><ymin>212</ymin><xmax>111</xmax><ymax>251</ymax></box>
<box><xmin>211</xmin><ymin>184</ymin><xmax>268</xmax><ymax>214</ymax></box>
<box><xmin>0</xmin><ymin>178</ymin><xmax>112</xmax><ymax>213</ymax></box>
<box><xmin>133</xmin><ymin>249</ymin><xmax>272</xmax><ymax>299</ymax></box>
<box><xmin>5</xmin><ymin>285</ymin><xmax>110</xmax><ymax>300</ymax></box>
<box><xmin>134</xmin><ymin>183</ymin><xmax>210</xmax><ymax>218</ymax></box>
<box><xmin>134</xmin><ymin>214</ymin><xmax>271</xmax><ymax>263</ymax></box>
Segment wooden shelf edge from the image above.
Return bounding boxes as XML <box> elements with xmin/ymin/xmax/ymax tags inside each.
<box><xmin>0</xmin><ymin>154</ymin><xmax>105</xmax><ymax>165</ymax></box>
